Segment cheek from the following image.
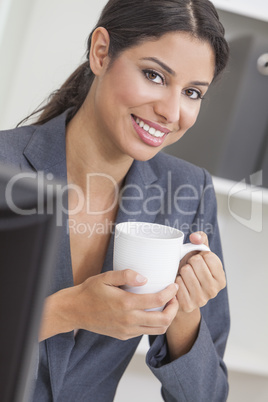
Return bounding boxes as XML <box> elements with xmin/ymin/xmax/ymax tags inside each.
<box><xmin>115</xmin><ymin>79</ymin><xmax>153</xmax><ymax>109</ymax></box>
<box><xmin>106</xmin><ymin>65</ymin><xmax>154</xmax><ymax>108</ymax></box>
<box><xmin>181</xmin><ymin>103</ymin><xmax>201</xmax><ymax>130</ymax></box>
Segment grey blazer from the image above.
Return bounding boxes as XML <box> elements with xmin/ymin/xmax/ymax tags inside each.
<box><xmin>0</xmin><ymin>111</ymin><xmax>230</xmax><ymax>402</ymax></box>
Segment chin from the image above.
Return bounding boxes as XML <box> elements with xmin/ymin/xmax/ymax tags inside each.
<box><xmin>127</xmin><ymin>147</ymin><xmax>162</xmax><ymax>162</ymax></box>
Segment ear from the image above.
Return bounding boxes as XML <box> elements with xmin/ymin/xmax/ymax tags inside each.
<box><xmin>89</xmin><ymin>27</ymin><xmax>110</xmax><ymax>76</ymax></box>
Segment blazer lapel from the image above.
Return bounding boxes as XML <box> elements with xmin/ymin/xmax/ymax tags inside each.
<box><xmin>23</xmin><ymin>112</ymin><xmax>68</xmax><ymax>178</ymax></box>
<box><xmin>102</xmin><ymin>158</ymin><xmax>166</xmax><ymax>274</ymax></box>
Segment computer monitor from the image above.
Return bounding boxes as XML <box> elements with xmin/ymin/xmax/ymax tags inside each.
<box><xmin>0</xmin><ymin>163</ymin><xmax>61</xmax><ymax>402</ymax></box>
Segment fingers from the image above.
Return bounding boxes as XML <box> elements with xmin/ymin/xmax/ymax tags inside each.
<box><xmin>104</xmin><ymin>269</ymin><xmax>179</xmax><ymax>311</ymax></box>
<box><xmin>134</xmin><ymin>283</ymin><xmax>179</xmax><ymax>311</ymax></box>
<box><xmin>103</xmin><ymin>272</ymin><xmax>179</xmax><ymax>336</ymax></box>
<box><xmin>105</xmin><ymin>279</ymin><xmax>179</xmax><ymax>338</ymax></box>
<box><xmin>187</xmin><ymin>252</ymin><xmax>226</xmax><ymax>292</ymax></box>
<box><xmin>138</xmin><ymin>297</ymin><xmax>179</xmax><ymax>335</ymax></box>
<box><xmin>201</xmin><ymin>252</ymin><xmax>226</xmax><ymax>287</ymax></box>
<box><xmin>104</xmin><ymin>269</ymin><xmax>148</xmax><ymax>288</ymax></box>
<box><xmin>177</xmin><ymin>250</ymin><xmax>226</xmax><ymax>312</ymax></box>
<box><xmin>178</xmin><ymin>261</ymin><xmax>207</xmax><ymax>311</ymax></box>
<box><xmin>179</xmin><ymin>232</ymin><xmax>209</xmax><ymax>269</ymax></box>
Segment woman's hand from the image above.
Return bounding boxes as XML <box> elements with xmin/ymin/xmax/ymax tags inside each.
<box><xmin>39</xmin><ymin>269</ymin><xmax>179</xmax><ymax>342</ymax></box>
<box><xmin>166</xmin><ymin>231</ymin><xmax>226</xmax><ymax>360</ymax></box>
<box><xmin>176</xmin><ymin>231</ymin><xmax>226</xmax><ymax>313</ymax></box>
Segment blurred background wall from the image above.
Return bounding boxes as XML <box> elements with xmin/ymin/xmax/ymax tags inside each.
<box><xmin>0</xmin><ymin>1</ymin><xmax>267</xmax><ymax>401</ymax></box>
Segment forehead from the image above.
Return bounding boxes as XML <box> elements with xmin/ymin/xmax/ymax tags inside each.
<box><xmin>120</xmin><ymin>31</ymin><xmax>215</xmax><ymax>82</ymax></box>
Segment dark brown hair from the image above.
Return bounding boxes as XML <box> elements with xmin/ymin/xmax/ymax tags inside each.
<box><xmin>21</xmin><ymin>0</ymin><xmax>229</xmax><ymax>126</ymax></box>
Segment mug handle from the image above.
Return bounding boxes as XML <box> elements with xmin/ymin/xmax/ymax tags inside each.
<box><xmin>180</xmin><ymin>243</ymin><xmax>210</xmax><ymax>260</ymax></box>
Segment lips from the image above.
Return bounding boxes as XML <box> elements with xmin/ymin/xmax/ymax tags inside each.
<box><xmin>131</xmin><ymin>115</ymin><xmax>170</xmax><ymax>147</ymax></box>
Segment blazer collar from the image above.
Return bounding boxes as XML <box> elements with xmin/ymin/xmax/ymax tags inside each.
<box><xmin>23</xmin><ymin>110</ymin><xmax>69</xmax><ymax>177</ymax></box>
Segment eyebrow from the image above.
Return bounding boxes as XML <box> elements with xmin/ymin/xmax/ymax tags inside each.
<box><xmin>141</xmin><ymin>57</ymin><xmax>176</xmax><ymax>76</ymax></box>
<box><xmin>190</xmin><ymin>80</ymin><xmax>210</xmax><ymax>87</ymax></box>
<box><xmin>140</xmin><ymin>56</ymin><xmax>210</xmax><ymax>87</ymax></box>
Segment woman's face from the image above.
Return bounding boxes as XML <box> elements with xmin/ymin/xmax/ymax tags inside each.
<box><xmin>89</xmin><ymin>31</ymin><xmax>215</xmax><ymax>162</ymax></box>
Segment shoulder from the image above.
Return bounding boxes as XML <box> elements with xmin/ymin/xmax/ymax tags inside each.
<box><xmin>148</xmin><ymin>151</ymin><xmax>212</xmax><ymax>188</ymax></box>
<box><xmin>0</xmin><ymin>111</ymin><xmax>69</xmax><ymax>170</ymax></box>
<box><xmin>0</xmin><ymin>125</ymin><xmax>36</xmax><ymax>165</ymax></box>
<box><xmin>0</xmin><ymin>124</ymin><xmax>36</xmax><ymax>143</ymax></box>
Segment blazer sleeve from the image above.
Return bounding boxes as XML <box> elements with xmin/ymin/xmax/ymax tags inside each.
<box><xmin>146</xmin><ymin>168</ymin><xmax>230</xmax><ymax>402</ymax></box>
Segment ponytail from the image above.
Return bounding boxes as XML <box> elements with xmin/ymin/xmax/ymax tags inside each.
<box><xmin>19</xmin><ymin>61</ymin><xmax>94</xmax><ymax>126</ymax></box>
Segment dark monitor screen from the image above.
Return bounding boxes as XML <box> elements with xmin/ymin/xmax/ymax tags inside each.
<box><xmin>0</xmin><ymin>164</ymin><xmax>60</xmax><ymax>402</ymax></box>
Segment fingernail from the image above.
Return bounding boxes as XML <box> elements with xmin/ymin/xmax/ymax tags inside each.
<box><xmin>136</xmin><ymin>274</ymin><xmax>147</xmax><ymax>283</ymax></box>
<box><xmin>175</xmin><ymin>284</ymin><xmax>179</xmax><ymax>291</ymax></box>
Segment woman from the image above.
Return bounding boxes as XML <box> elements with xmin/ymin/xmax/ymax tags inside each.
<box><xmin>0</xmin><ymin>0</ymin><xmax>230</xmax><ymax>401</ymax></box>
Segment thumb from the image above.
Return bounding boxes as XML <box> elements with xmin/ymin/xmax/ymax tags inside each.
<box><xmin>189</xmin><ymin>231</ymin><xmax>209</xmax><ymax>247</ymax></box>
<box><xmin>104</xmin><ymin>269</ymin><xmax>148</xmax><ymax>288</ymax></box>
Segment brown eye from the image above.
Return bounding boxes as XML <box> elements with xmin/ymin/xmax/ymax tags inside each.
<box><xmin>185</xmin><ymin>89</ymin><xmax>194</xmax><ymax>97</ymax></box>
<box><xmin>143</xmin><ymin>69</ymin><xmax>164</xmax><ymax>85</ymax></box>
<box><xmin>148</xmin><ymin>72</ymin><xmax>158</xmax><ymax>80</ymax></box>
<box><xmin>184</xmin><ymin>88</ymin><xmax>203</xmax><ymax>100</ymax></box>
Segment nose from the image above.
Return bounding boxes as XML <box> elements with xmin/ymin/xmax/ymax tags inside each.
<box><xmin>154</xmin><ymin>90</ymin><xmax>181</xmax><ymax>125</ymax></box>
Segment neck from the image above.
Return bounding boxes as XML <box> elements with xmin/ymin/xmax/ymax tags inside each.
<box><xmin>65</xmin><ymin>102</ymin><xmax>133</xmax><ymax>204</ymax></box>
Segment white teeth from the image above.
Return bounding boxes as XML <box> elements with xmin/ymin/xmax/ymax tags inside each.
<box><xmin>135</xmin><ymin>116</ymin><xmax>165</xmax><ymax>138</ymax></box>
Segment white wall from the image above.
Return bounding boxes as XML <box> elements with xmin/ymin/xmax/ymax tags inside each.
<box><xmin>214</xmin><ymin>0</ymin><xmax>268</xmax><ymax>22</ymax></box>
<box><xmin>0</xmin><ymin>0</ymin><xmax>107</xmax><ymax>129</ymax></box>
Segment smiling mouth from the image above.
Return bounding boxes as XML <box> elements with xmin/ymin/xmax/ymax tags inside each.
<box><xmin>132</xmin><ymin>115</ymin><xmax>168</xmax><ymax>138</ymax></box>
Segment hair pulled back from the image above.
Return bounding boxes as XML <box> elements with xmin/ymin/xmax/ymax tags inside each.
<box><xmin>29</xmin><ymin>0</ymin><xmax>229</xmax><ymax>125</ymax></box>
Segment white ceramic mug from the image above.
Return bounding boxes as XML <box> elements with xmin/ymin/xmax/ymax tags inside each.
<box><xmin>113</xmin><ymin>221</ymin><xmax>210</xmax><ymax>311</ymax></box>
